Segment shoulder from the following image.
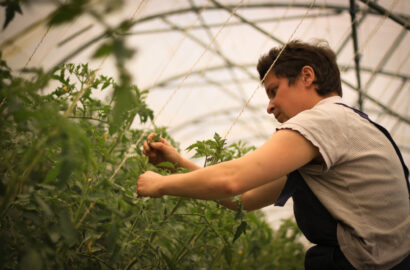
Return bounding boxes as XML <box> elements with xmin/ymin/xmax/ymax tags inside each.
<box><xmin>293</xmin><ymin>97</ymin><xmax>350</xmax><ymax>123</ymax></box>
<box><xmin>281</xmin><ymin>96</ymin><xmax>366</xmax><ymax>135</ymax></box>
<box><xmin>279</xmin><ymin>96</ymin><xmax>351</xmax><ymax>138</ymax></box>
<box><xmin>278</xmin><ymin>97</ymin><xmax>355</xmax><ymax>169</ymax></box>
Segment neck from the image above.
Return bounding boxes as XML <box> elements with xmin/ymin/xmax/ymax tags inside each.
<box><xmin>307</xmin><ymin>92</ymin><xmax>338</xmax><ymax>109</ymax></box>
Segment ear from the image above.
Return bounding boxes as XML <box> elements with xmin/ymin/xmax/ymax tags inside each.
<box><xmin>300</xmin><ymin>65</ymin><xmax>316</xmax><ymax>88</ymax></box>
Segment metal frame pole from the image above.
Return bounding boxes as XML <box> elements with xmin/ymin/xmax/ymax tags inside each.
<box><xmin>349</xmin><ymin>0</ymin><xmax>363</xmax><ymax>110</ymax></box>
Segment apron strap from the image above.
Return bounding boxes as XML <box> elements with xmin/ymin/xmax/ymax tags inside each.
<box><xmin>276</xmin><ymin>171</ymin><xmax>338</xmax><ymax>246</ymax></box>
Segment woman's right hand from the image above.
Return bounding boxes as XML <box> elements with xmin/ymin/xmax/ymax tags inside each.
<box><xmin>142</xmin><ymin>133</ymin><xmax>182</xmax><ymax>166</ymax></box>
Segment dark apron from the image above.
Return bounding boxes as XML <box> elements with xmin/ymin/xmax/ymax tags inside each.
<box><xmin>274</xmin><ymin>103</ymin><xmax>410</xmax><ymax>270</ymax></box>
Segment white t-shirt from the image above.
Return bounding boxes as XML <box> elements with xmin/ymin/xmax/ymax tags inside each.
<box><xmin>278</xmin><ymin>96</ymin><xmax>409</xmax><ymax>270</ymax></box>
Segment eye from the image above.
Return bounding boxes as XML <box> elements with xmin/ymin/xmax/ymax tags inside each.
<box><xmin>265</xmin><ymin>85</ymin><xmax>278</xmax><ymax>98</ymax></box>
<box><xmin>270</xmin><ymin>87</ymin><xmax>277</xmax><ymax>97</ymax></box>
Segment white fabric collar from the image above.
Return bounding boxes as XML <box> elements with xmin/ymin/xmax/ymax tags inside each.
<box><xmin>314</xmin><ymin>95</ymin><xmax>343</xmax><ymax>107</ymax></box>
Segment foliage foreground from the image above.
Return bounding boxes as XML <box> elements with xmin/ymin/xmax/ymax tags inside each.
<box><xmin>0</xmin><ymin>59</ymin><xmax>305</xmax><ymax>269</ymax></box>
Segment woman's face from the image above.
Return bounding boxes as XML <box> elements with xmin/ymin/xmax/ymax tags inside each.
<box><xmin>264</xmin><ymin>72</ymin><xmax>307</xmax><ymax>123</ymax></box>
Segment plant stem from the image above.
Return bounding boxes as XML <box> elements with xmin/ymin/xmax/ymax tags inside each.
<box><xmin>149</xmin><ymin>198</ymin><xmax>184</xmax><ymax>244</ymax></box>
<box><xmin>76</xmin><ymin>201</ymin><xmax>95</xmax><ymax>229</ymax></box>
<box><xmin>202</xmin><ymin>214</ymin><xmax>230</xmax><ymax>246</ymax></box>
<box><xmin>78</xmin><ymin>252</ymin><xmax>115</xmax><ymax>270</ymax></box>
<box><xmin>174</xmin><ymin>226</ymin><xmax>206</xmax><ymax>263</ymax></box>
<box><xmin>68</xmin><ymin>116</ymin><xmax>108</xmax><ymax>123</ymax></box>
<box><xmin>0</xmin><ymin>140</ymin><xmax>46</xmax><ymax>218</ymax></box>
<box><xmin>0</xmin><ymin>97</ymin><xmax>6</xmax><ymax>109</ymax></box>
<box><xmin>64</xmin><ymin>72</ymin><xmax>96</xmax><ymax>117</ymax></box>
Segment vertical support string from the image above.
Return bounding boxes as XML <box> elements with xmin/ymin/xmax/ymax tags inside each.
<box><xmin>223</xmin><ymin>0</ymin><xmax>316</xmax><ymax>140</ymax></box>
<box><xmin>109</xmin><ymin>0</ymin><xmax>247</xmax><ymax>181</ymax></box>
<box><xmin>23</xmin><ymin>25</ymin><xmax>52</xmax><ymax>69</ymax></box>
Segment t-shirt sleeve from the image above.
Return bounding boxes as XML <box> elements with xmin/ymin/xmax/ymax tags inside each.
<box><xmin>277</xmin><ymin>104</ymin><xmax>349</xmax><ymax>171</ymax></box>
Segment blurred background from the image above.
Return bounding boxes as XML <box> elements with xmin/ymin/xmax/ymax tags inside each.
<box><xmin>1</xmin><ymin>0</ymin><xmax>409</xmax><ymax>228</ymax></box>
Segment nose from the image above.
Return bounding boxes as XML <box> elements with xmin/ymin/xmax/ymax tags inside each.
<box><xmin>267</xmin><ymin>99</ymin><xmax>275</xmax><ymax>114</ymax></box>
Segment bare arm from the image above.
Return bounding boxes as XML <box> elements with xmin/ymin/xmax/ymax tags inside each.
<box><xmin>218</xmin><ymin>175</ymin><xmax>287</xmax><ymax>211</ymax></box>
<box><xmin>142</xmin><ymin>133</ymin><xmax>286</xmax><ymax>210</ymax></box>
<box><xmin>137</xmin><ymin>129</ymin><xmax>318</xmax><ymax>200</ymax></box>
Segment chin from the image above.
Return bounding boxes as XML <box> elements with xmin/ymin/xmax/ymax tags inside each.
<box><xmin>277</xmin><ymin>117</ymin><xmax>289</xmax><ymax>123</ymax></box>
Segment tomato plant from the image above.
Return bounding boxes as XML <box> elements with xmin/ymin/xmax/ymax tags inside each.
<box><xmin>0</xmin><ymin>58</ymin><xmax>305</xmax><ymax>269</ymax></box>
<box><xmin>1</xmin><ymin>1</ymin><xmax>306</xmax><ymax>269</ymax></box>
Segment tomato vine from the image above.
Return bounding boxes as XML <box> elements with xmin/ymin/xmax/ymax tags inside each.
<box><xmin>0</xmin><ymin>58</ymin><xmax>305</xmax><ymax>269</ymax></box>
<box><xmin>1</xmin><ymin>1</ymin><xmax>306</xmax><ymax>269</ymax></box>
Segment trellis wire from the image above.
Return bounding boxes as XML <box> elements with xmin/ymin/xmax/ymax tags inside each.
<box><xmin>323</xmin><ymin>0</ymin><xmax>334</xmax><ymax>45</ymax></box>
<box><xmin>153</xmin><ymin>0</ymin><xmax>246</xmax><ymax>123</ymax></box>
<box><xmin>166</xmin><ymin>0</ymin><xmax>245</xmax><ymax>127</ymax></box>
<box><xmin>109</xmin><ymin>0</ymin><xmax>246</xmax><ymax>182</ymax></box>
<box><xmin>375</xmin><ymin>51</ymin><xmax>410</xmax><ymax>123</ymax></box>
<box><xmin>130</xmin><ymin>0</ymin><xmax>149</xmax><ymax>20</ymax></box>
<box><xmin>23</xmin><ymin>25</ymin><xmax>52</xmax><ymax>69</ymax></box>
<box><xmin>222</xmin><ymin>0</ymin><xmax>317</xmax><ymax>140</ymax></box>
<box><xmin>147</xmin><ymin>7</ymin><xmax>212</xmax><ymax>127</ymax></box>
<box><xmin>257</xmin><ymin>0</ymin><xmax>295</xmax><ymax>55</ymax></box>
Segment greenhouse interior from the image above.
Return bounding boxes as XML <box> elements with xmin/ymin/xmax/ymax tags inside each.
<box><xmin>1</xmin><ymin>0</ymin><xmax>409</xmax><ymax>269</ymax></box>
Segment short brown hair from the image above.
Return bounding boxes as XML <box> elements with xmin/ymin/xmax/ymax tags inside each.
<box><xmin>257</xmin><ymin>40</ymin><xmax>342</xmax><ymax>97</ymax></box>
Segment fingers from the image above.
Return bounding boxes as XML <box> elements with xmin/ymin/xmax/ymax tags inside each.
<box><xmin>136</xmin><ymin>172</ymin><xmax>147</xmax><ymax>197</ymax></box>
<box><xmin>136</xmin><ymin>171</ymin><xmax>162</xmax><ymax>198</ymax></box>
<box><xmin>158</xmin><ymin>137</ymin><xmax>170</xmax><ymax>146</ymax></box>
<box><xmin>143</xmin><ymin>133</ymin><xmax>159</xmax><ymax>154</ymax></box>
<box><xmin>146</xmin><ymin>133</ymin><xmax>157</xmax><ymax>142</ymax></box>
<box><xmin>142</xmin><ymin>134</ymin><xmax>166</xmax><ymax>164</ymax></box>
<box><xmin>143</xmin><ymin>140</ymin><xmax>150</xmax><ymax>152</ymax></box>
<box><xmin>145</xmin><ymin>133</ymin><xmax>170</xmax><ymax>151</ymax></box>
<box><xmin>146</xmin><ymin>133</ymin><xmax>170</xmax><ymax>145</ymax></box>
<box><xmin>142</xmin><ymin>133</ymin><xmax>178</xmax><ymax>165</ymax></box>
<box><xmin>149</xmin><ymin>141</ymin><xmax>164</xmax><ymax>151</ymax></box>
<box><xmin>142</xmin><ymin>140</ymin><xmax>154</xmax><ymax>158</ymax></box>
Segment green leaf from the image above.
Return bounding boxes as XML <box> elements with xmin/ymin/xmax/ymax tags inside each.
<box><xmin>43</xmin><ymin>163</ymin><xmax>61</xmax><ymax>184</ymax></box>
<box><xmin>223</xmin><ymin>244</ymin><xmax>232</xmax><ymax>265</ymax></box>
<box><xmin>232</xmin><ymin>221</ymin><xmax>247</xmax><ymax>243</ymax></box>
<box><xmin>59</xmin><ymin>210</ymin><xmax>78</xmax><ymax>246</ymax></box>
<box><xmin>109</xmin><ymin>75</ymin><xmax>135</xmax><ymax>134</ymax></box>
<box><xmin>156</xmin><ymin>161</ymin><xmax>175</xmax><ymax>169</ymax></box>
<box><xmin>161</xmin><ymin>250</ymin><xmax>175</xmax><ymax>269</ymax></box>
<box><xmin>48</xmin><ymin>0</ymin><xmax>86</xmax><ymax>26</ymax></box>
<box><xmin>112</xmin><ymin>39</ymin><xmax>134</xmax><ymax>64</ymax></box>
<box><xmin>1</xmin><ymin>0</ymin><xmax>23</xmax><ymax>30</ymax></box>
<box><xmin>106</xmin><ymin>221</ymin><xmax>119</xmax><ymax>251</ymax></box>
<box><xmin>18</xmin><ymin>249</ymin><xmax>43</xmax><ymax>270</ymax></box>
<box><xmin>93</xmin><ymin>42</ymin><xmax>113</xmax><ymax>59</ymax></box>
<box><xmin>118</xmin><ymin>19</ymin><xmax>133</xmax><ymax>32</ymax></box>
<box><xmin>101</xmin><ymin>76</ymin><xmax>114</xmax><ymax>89</ymax></box>
<box><xmin>13</xmin><ymin>108</ymin><xmax>31</xmax><ymax>123</ymax></box>
<box><xmin>152</xmin><ymin>133</ymin><xmax>160</xmax><ymax>142</ymax></box>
